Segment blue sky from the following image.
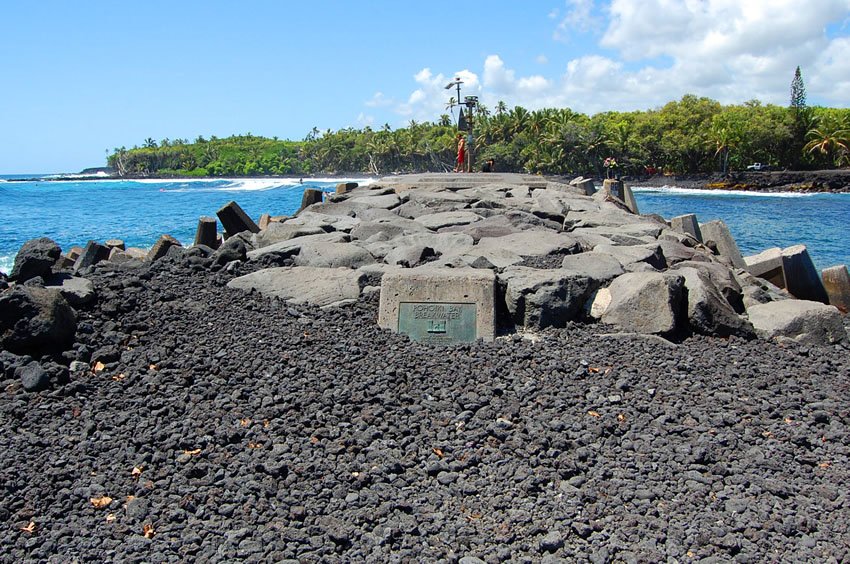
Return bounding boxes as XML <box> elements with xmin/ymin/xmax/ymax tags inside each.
<box><xmin>1</xmin><ymin>0</ymin><xmax>848</xmax><ymax>173</ymax></box>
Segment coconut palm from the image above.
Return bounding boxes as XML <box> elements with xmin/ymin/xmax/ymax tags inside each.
<box><xmin>803</xmin><ymin>116</ymin><xmax>850</xmax><ymax>166</ymax></box>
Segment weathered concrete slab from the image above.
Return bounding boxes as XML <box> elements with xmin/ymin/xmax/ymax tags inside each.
<box><xmin>217</xmin><ymin>201</ymin><xmax>260</xmax><ymax>236</ymax></box>
<box><xmin>670</xmin><ymin>214</ymin><xmax>703</xmax><ymax>242</ymax></box>
<box><xmin>822</xmin><ymin>265</ymin><xmax>850</xmax><ymax>313</ymax></box>
<box><xmin>194</xmin><ymin>216</ymin><xmax>219</xmax><ymax>249</ymax></box>
<box><xmin>299</xmin><ymin>188</ymin><xmax>324</xmax><ymax>211</ymax></box>
<box><xmin>747</xmin><ymin>300</ymin><xmax>847</xmax><ymax>345</ymax></box>
<box><xmin>284</xmin><ymin>211</ymin><xmax>361</xmax><ymax>233</ymax></box>
<box><xmin>147</xmin><ymin>234</ymin><xmax>182</xmax><ymax>262</ymax></box>
<box><xmin>699</xmin><ymin>220</ymin><xmax>746</xmax><ymax>269</ymax></box>
<box><xmin>348</xmin><ymin>193</ymin><xmax>402</xmax><ymax>209</ymax></box>
<box><xmin>781</xmin><ymin>244</ymin><xmax>829</xmax><ymax>304</ymax></box>
<box><xmin>378</xmin><ymin>267</ymin><xmax>496</xmax><ymax>343</ymax></box>
<box><xmin>73</xmin><ymin>241</ymin><xmax>111</xmax><ymax>273</ymax></box>
<box><xmin>745</xmin><ymin>247</ymin><xmax>785</xmax><ymax>288</ymax></box>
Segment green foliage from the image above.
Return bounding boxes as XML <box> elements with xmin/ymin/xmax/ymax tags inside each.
<box><xmin>108</xmin><ymin>95</ymin><xmax>850</xmax><ymax>178</ymax></box>
<box><xmin>790</xmin><ymin>66</ymin><xmax>807</xmax><ymax>110</ymax></box>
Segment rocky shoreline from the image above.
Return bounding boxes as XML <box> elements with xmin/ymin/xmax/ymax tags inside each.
<box><xmin>627</xmin><ymin>169</ymin><xmax>850</xmax><ymax>193</ymax></box>
<box><xmin>2</xmin><ymin>173</ymin><xmax>849</xmax><ymax>561</ymax></box>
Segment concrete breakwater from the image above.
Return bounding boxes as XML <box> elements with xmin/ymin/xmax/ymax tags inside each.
<box><xmin>2</xmin><ymin>173</ymin><xmax>850</xmax><ymax>561</ymax></box>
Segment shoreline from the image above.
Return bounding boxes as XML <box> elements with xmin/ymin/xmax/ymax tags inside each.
<box><xmin>5</xmin><ymin>169</ymin><xmax>850</xmax><ymax>193</ymax></box>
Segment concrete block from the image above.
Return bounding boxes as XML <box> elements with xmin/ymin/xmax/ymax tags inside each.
<box><xmin>299</xmin><ymin>189</ymin><xmax>324</xmax><ymax>211</ymax></box>
<box><xmin>699</xmin><ymin>220</ymin><xmax>746</xmax><ymax>269</ymax></box>
<box><xmin>216</xmin><ymin>201</ymin><xmax>259</xmax><ymax>236</ymax></box>
<box><xmin>670</xmin><ymin>214</ymin><xmax>703</xmax><ymax>243</ymax></box>
<box><xmin>105</xmin><ymin>239</ymin><xmax>125</xmax><ymax>251</ymax></box>
<box><xmin>781</xmin><ymin>244</ymin><xmax>829</xmax><ymax>304</ymax></box>
<box><xmin>602</xmin><ymin>179</ymin><xmax>625</xmax><ymax>201</ymax></box>
<box><xmin>258</xmin><ymin>213</ymin><xmax>271</xmax><ymax>231</ymax></box>
<box><xmin>745</xmin><ymin>247</ymin><xmax>785</xmax><ymax>288</ymax></box>
<box><xmin>622</xmin><ymin>185</ymin><xmax>640</xmax><ymax>215</ymax></box>
<box><xmin>572</xmin><ymin>178</ymin><xmax>596</xmax><ymax>196</ymax></box>
<box><xmin>146</xmin><ymin>234</ymin><xmax>182</xmax><ymax>262</ymax></box>
<box><xmin>378</xmin><ymin>267</ymin><xmax>496</xmax><ymax>343</ymax></box>
<box><xmin>73</xmin><ymin>241</ymin><xmax>111</xmax><ymax>272</ymax></box>
<box><xmin>194</xmin><ymin>216</ymin><xmax>219</xmax><ymax>249</ymax></box>
<box><xmin>822</xmin><ymin>265</ymin><xmax>850</xmax><ymax>313</ymax></box>
<box><xmin>336</xmin><ymin>182</ymin><xmax>359</xmax><ymax>194</ymax></box>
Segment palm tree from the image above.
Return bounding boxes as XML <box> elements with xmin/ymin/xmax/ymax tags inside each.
<box><xmin>803</xmin><ymin>116</ymin><xmax>850</xmax><ymax>166</ymax></box>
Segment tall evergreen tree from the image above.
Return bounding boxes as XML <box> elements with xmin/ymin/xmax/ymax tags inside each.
<box><xmin>790</xmin><ymin>66</ymin><xmax>806</xmax><ymax>110</ymax></box>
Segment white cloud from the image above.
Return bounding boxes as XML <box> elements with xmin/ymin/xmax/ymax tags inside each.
<box><xmin>555</xmin><ymin>0</ymin><xmax>602</xmax><ymax>39</ymax></box>
<box><xmin>536</xmin><ymin>54</ymin><xmax>549</xmax><ymax>65</ymax></box>
<box><xmin>377</xmin><ymin>1</ymin><xmax>850</xmax><ymax>124</ymax></box>
<box><xmin>365</xmin><ymin>92</ymin><xmax>393</xmax><ymax>108</ymax></box>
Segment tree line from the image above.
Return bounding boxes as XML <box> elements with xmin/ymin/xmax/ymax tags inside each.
<box><xmin>108</xmin><ymin>94</ymin><xmax>850</xmax><ymax>178</ymax></box>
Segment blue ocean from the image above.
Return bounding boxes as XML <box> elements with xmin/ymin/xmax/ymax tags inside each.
<box><xmin>1</xmin><ymin>175</ymin><xmax>848</xmax><ymax>275</ymax></box>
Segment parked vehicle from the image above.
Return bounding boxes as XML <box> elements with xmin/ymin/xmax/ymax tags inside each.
<box><xmin>747</xmin><ymin>163</ymin><xmax>768</xmax><ymax>171</ymax></box>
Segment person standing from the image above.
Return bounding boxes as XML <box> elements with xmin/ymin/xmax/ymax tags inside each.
<box><xmin>481</xmin><ymin>158</ymin><xmax>494</xmax><ymax>172</ymax></box>
<box><xmin>455</xmin><ymin>134</ymin><xmax>466</xmax><ymax>172</ymax></box>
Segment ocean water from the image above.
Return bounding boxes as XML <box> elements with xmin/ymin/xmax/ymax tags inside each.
<box><xmin>0</xmin><ymin>175</ymin><xmax>371</xmax><ymax>274</ymax></box>
<box><xmin>632</xmin><ymin>186</ymin><xmax>850</xmax><ymax>272</ymax></box>
<box><xmin>0</xmin><ymin>176</ymin><xmax>847</xmax><ymax>275</ymax></box>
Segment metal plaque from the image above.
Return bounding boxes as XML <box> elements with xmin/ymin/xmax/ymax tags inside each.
<box><xmin>398</xmin><ymin>302</ymin><xmax>478</xmax><ymax>344</ymax></box>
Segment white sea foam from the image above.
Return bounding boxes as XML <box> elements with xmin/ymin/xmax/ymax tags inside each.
<box><xmin>133</xmin><ymin>177</ymin><xmax>374</xmax><ymax>192</ymax></box>
<box><xmin>631</xmin><ymin>184</ymin><xmax>817</xmax><ymax>198</ymax></box>
<box><xmin>0</xmin><ymin>255</ymin><xmax>13</xmax><ymax>275</ymax></box>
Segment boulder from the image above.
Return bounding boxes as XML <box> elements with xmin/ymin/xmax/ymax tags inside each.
<box><xmin>361</xmin><ymin>233</ymin><xmax>475</xmax><ymax>261</ymax></box>
<box><xmin>476</xmin><ymin>231</ymin><xmax>580</xmax><ymax>259</ymax></box>
<box><xmin>699</xmin><ymin>220</ymin><xmax>746</xmax><ymax>269</ymax></box>
<box><xmin>228</xmin><ymin>266</ymin><xmax>366</xmax><ymax>308</ymax></box>
<box><xmin>285</xmin><ymin>211</ymin><xmax>361</xmax><ymax>233</ymax></box>
<box><xmin>349</xmin><ymin>217</ymin><xmax>429</xmax><ymax>241</ymax></box>
<box><xmin>212</xmin><ymin>236</ymin><xmax>249</xmax><ymax>267</ymax></box>
<box><xmin>676</xmin><ymin>267</ymin><xmax>754</xmax><ymax>338</ymax></box>
<box><xmin>671</xmin><ymin>260</ymin><xmax>745</xmax><ymax>313</ymax></box>
<box><xmin>593</xmin><ymin>243</ymin><xmax>666</xmax><ymax>270</ymax></box>
<box><xmin>780</xmin><ymin>245</ymin><xmax>829</xmax><ymax>304</ymax></box>
<box><xmin>294</xmin><ymin>242</ymin><xmax>376</xmax><ymax>269</ymax></box>
<box><xmin>499</xmin><ymin>267</ymin><xmax>598</xmax><ymax>329</ymax></box>
<box><xmin>0</xmin><ymin>286</ymin><xmax>76</xmax><ymax>354</ymax></box>
<box><xmin>822</xmin><ymin>265</ymin><xmax>850</xmax><ymax>313</ymax></box>
<box><xmin>217</xmin><ymin>201</ymin><xmax>260</xmax><ymax>236</ymax></box>
<box><xmin>73</xmin><ymin>241</ymin><xmax>111</xmax><ymax>273</ymax></box>
<box><xmin>657</xmin><ymin>239</ymin><xmax>700</xmax><ymax>265</ymax></box>
<box><xmin>246</xmin><ymin>232</ymin><xmax>348</xmax><ymax>261</ymax></box>
<box><xmin>438</xmin><ymin>214</ymin><xmax>524</xmax><ymax>242</ymax></box>
<box><xmin>601</xmin><ymin>272</ymin><xmax>686</xmax><ymax>337</ymax></box>
<box><xmin>43</xmin><ymin>273</ymin><xmax>96</xmax><ymax>306</ymax></box>
<box><xmin>530</xmin><ymin>191</ymin><xmax>570</xmax><ymax>222</ymax></box>
<box><xmin>146</xmin><ymin>234</ymin><xmax>182</xmax><ymax>262</ymax></box>
<box><xmin>252</xmin><ymin>223</ymin><xmax>326</xmax><ymax>248</ymax></box>
<box><xmin>383</xmin><ymin>245</ymin><xmax>437</xmax><ymax>268</ymax></box>
<box><xmin>747</xmin><ymin>300</ymin><xmax>847</xmax><ymax>345</ymax></box>
<box><xmin>17</xmin><ymin>362</ymin><xmax>51</xmax><ymax>392</ymax></box>
<box><xmin>10</xmin><ymin>237</ymin><xmax>62</xmax><ymax>282</ymax></box>
<box><xmin>414</xmin><ymin>211</ymin><xmax>482</xmax><ymax>230</ymax></box>
<box><xmin>348</xmin><ymin>193</ymin><xmax>402</xmax><ymax>210</ymax></box>
<box><xmin>560</xmin><ymin>252</ymin><xmax>625</xmax><ymax>282</ymax></box>
<box><xmin>737</xmin><ymin>270</ymin><xmax>791</xmax><ymax>310</ymax></box>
